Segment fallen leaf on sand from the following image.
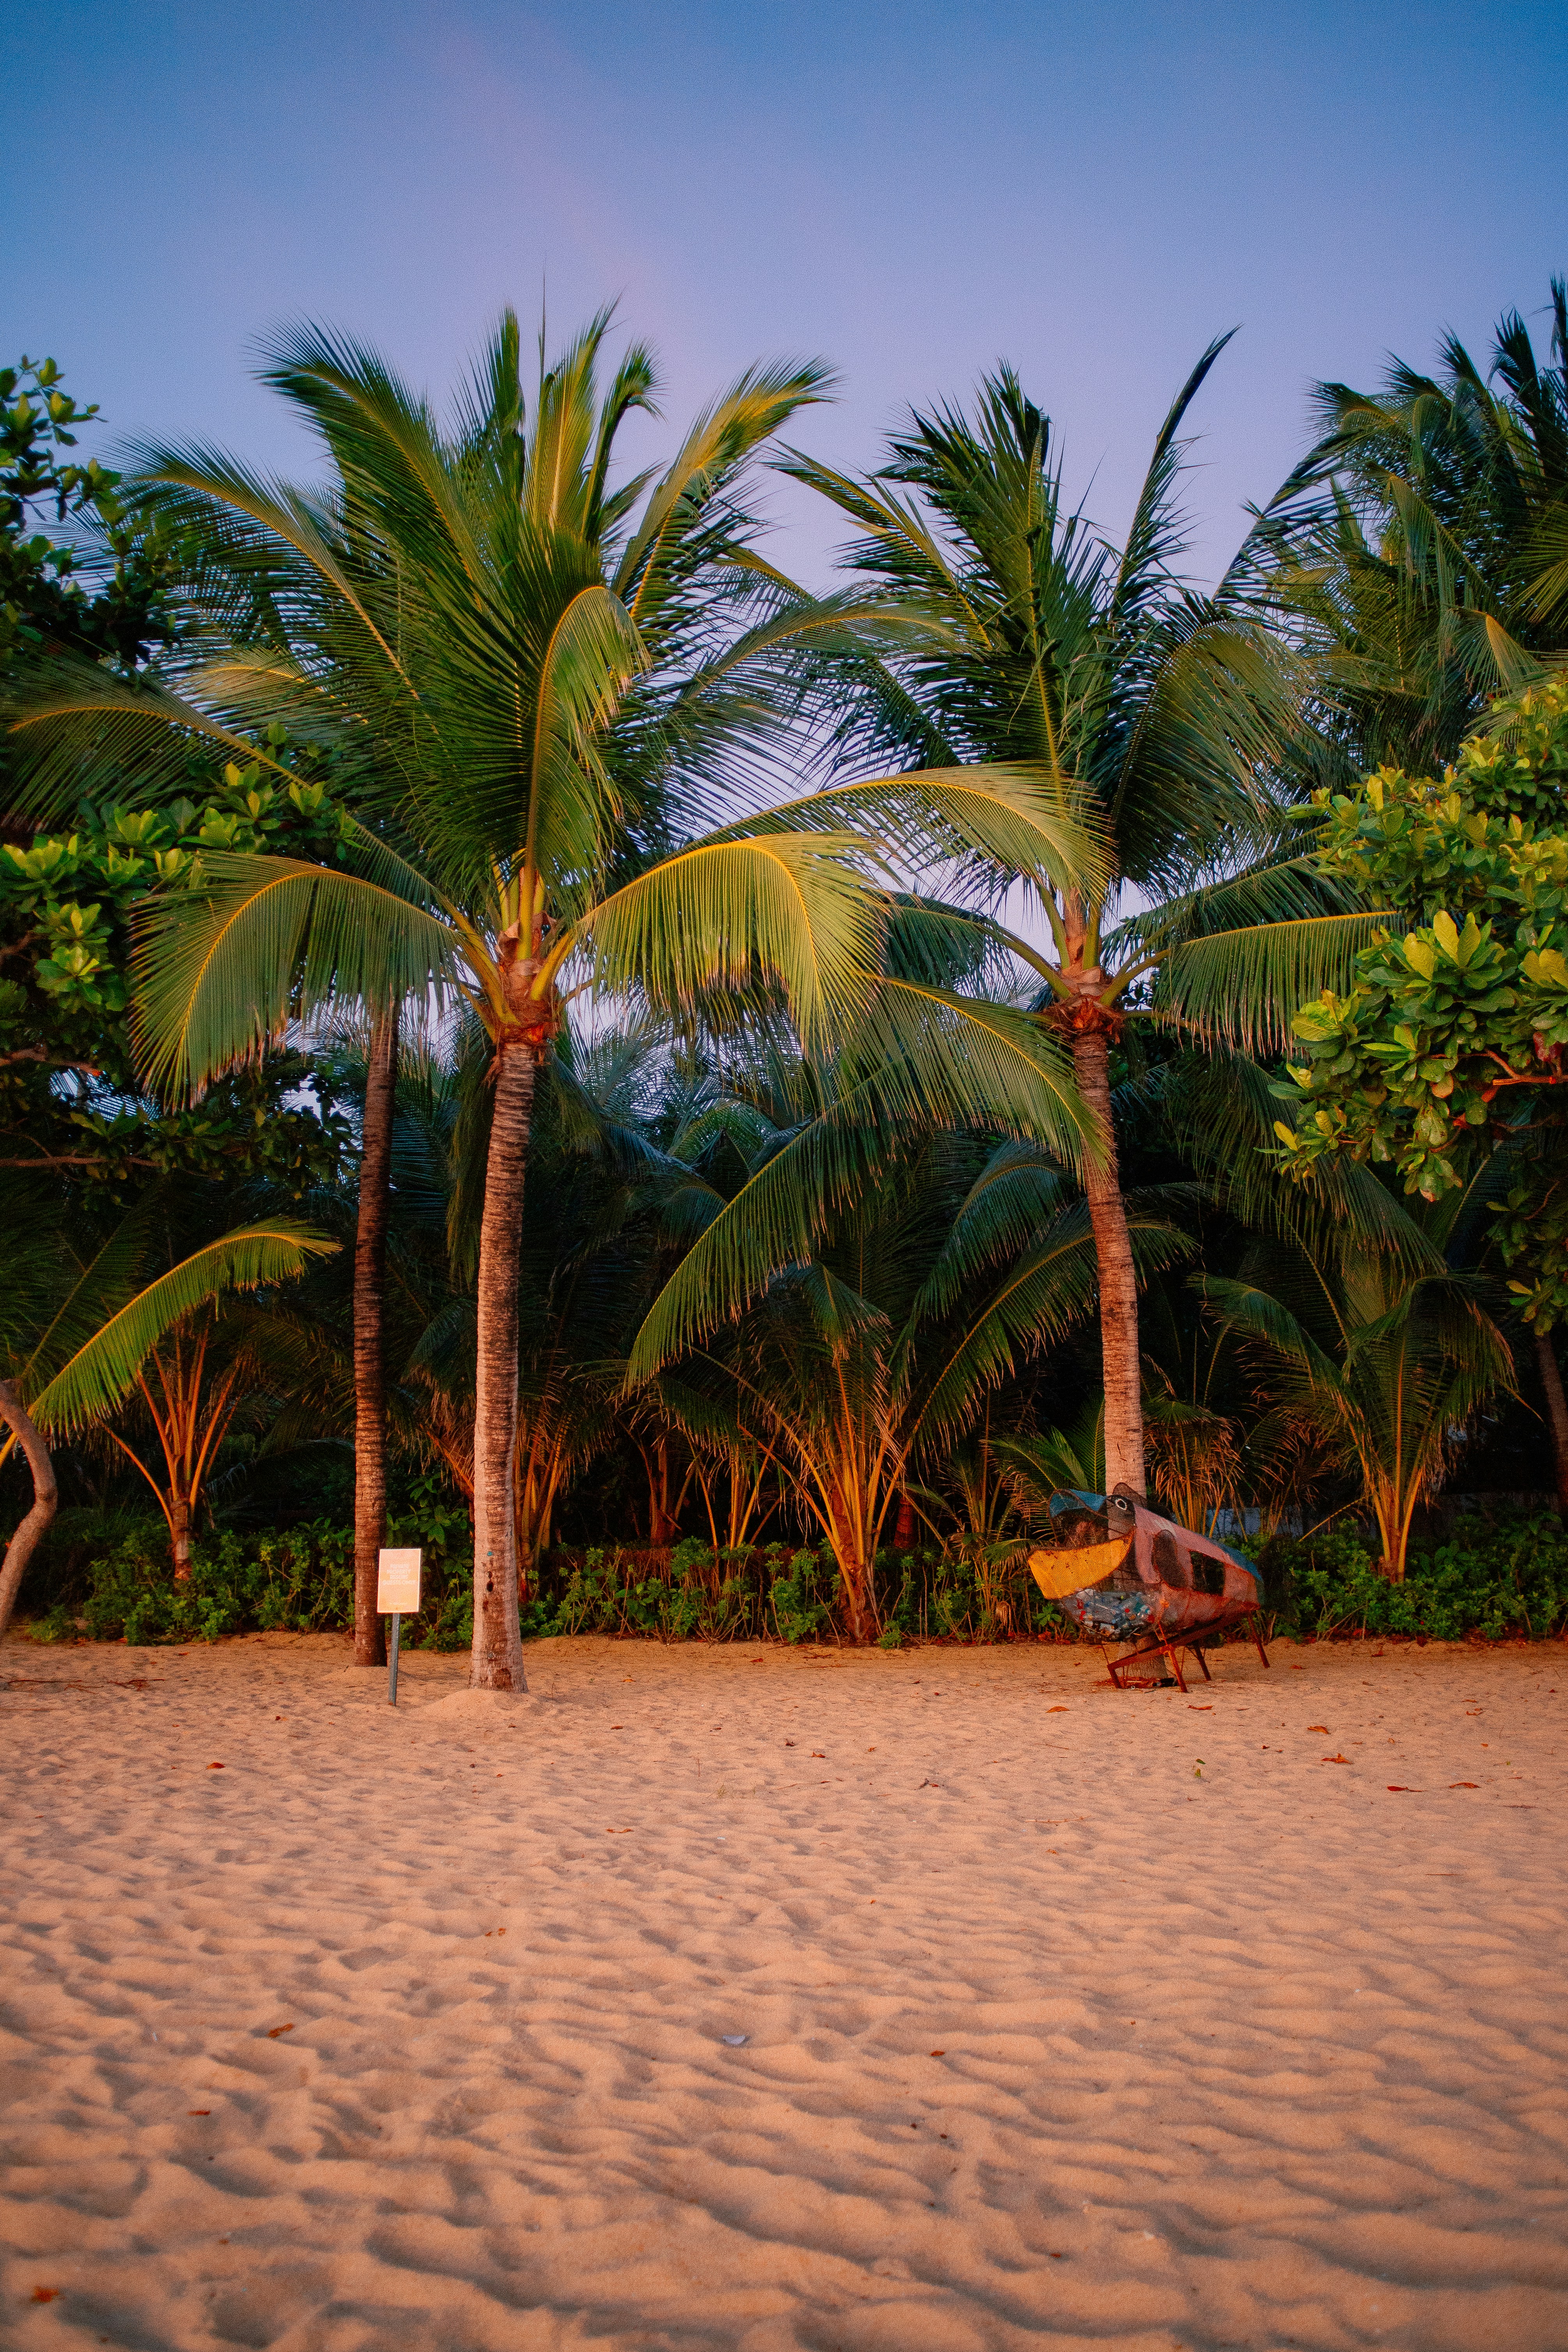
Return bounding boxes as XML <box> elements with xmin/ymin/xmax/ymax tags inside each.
<box><xmin>1321</xmin><ymin>1753</ymin><xmax>1349</xmax><ymax>1763</ymax></box>
<box><xmin>1188</xmin><ymin>1704</ymin><xmax>1212</xmax><ymax>1711</ymax></box>
<box><xmin>930</xmin><ymin>2049</ymin><xmax>946</xmax><ymax>2057</ymax></box>
<box><xmin>1449</xmin><ymin>1781</ymin><xmax>1479</xmax><ymax>1789</ymax></box>
<box><xmin>1387</xmin><ymin>1786</ymin><xmax>1418</xmax><ymax>1793</ymax></box>
<box><xmin>207</xmin><ymin>1762</ymin><xmax>225</xmax><ymax>1770</ymax></box>
<box><xmin>188</xmin><ymin>2109</ymin><xmax>210</xmax><ymax>2116</ymax></box>
<box><xmin>1046</xmin><ymin>1706</ymin><xmax>1069</xmax><ymax>1713</ymax></box>
<box><xmin>266</xmin><ymin>2024</ymin><xmax>295</xmax><ymax>2039</ymax></box>
<box><xmin>1308</xmin><ymin>1725</ymin><xmax>1329</xmax><ymax>1733</ymax></box>
<box><xmin>31</xmin><ymin>2288</ymin><xmax>59</xmax><ymax>2303</ymax></box>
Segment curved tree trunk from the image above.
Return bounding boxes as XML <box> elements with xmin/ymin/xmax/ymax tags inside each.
<box><xmin>471</xmin><ymin>1045</ymin><xmax>535</xmax><ymax>1691</ymax></box>
<box><xmin>352</xmin><ymin>1004</ymin><xmax>398</xmax><ymax>1668</ymax></box>
<box><xmin>0</xmin><ymin>1380</ymin><xmax>58</xmax><ymax>1643</ymax></box>
<box><xmin>1068</xmin><ymin>1009</ymin><xmax>1145</xmax><ymax>1498</ymax></box>
<box><xmin>1537</xmin><ymin>1333</ymin><xmax>1568</xmax><ymax>1516</ymax></box>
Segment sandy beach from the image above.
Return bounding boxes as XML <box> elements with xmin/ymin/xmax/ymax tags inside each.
<box><xmin>2</xmin><ymin>1628</ymin><xmax>1564</xmax><ymax>2350</ymax></box>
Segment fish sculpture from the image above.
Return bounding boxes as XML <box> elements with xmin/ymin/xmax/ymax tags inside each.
<box><xmin>1028</xmin><ymin>1485</ymin><xmax>1269</xmax><ymax>1690</ymax></box>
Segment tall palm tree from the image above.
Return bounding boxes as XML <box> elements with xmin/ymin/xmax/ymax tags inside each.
<box><xmin>11</xmin><ymin>313</ymin><xmax>1103</xmax><ymax>1679</ymax></box>
<box><xmin>784</xmin><ymin>347</ymin><xmax>1314</xmax><ymax>1495</ymax></box>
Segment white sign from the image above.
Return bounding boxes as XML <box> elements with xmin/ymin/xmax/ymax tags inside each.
<box><xmin>377</xmin><ymin>1547</ymin><xmax>423</xmax><ymax>1613</ymax></box>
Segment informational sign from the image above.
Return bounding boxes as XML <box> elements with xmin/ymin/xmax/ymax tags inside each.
<box><xmin>377</xmin><ymin>1547</ymin><xmax>423</xmax><ymax>1614</ymax></box>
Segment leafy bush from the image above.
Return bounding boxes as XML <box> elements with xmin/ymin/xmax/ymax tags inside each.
<box><xmin>768</xmin><ymin>1547</ymin><xmax>834</xmax><ymax>1643</ymax></box>
<box><xmin>34</xmin><ymin>1520</ymin><xmax>354</xmax><ymax>1645</ymax></box>
<box><xmin>30</xmin><ymin>1471</ymin><xmax>474</xmax><ymax>1647</ymax></box>
<box><xmin>1256</xmin><ymin>1513</ymin><xmax>1568</xmax><ymax>1641</ymax></box>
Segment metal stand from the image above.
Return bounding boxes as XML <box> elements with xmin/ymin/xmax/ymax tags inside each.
<box><xmin>1101</xmin><ymin>1611</ymin><xmax>1271</xmax><ymax>1691</ymax></box>
<box><xmin>387</xmin><ymin>1612</ymin><xmax>401</xmax><ymax>1706</ymax></box>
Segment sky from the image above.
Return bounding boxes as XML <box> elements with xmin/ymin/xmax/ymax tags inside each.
<box><xmin>6</xmin><ymin>0</ymin><xmax>1567</xmax><ymax>590</ymax></box>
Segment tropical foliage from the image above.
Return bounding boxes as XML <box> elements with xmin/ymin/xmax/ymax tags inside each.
<box><xmin>5</xmin><ymin>284</ymin><xmax>1568</xmax><ymax>1654</ymax></box>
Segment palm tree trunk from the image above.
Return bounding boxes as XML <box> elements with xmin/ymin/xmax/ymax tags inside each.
<box><xmin>0</xmin><ymin>1380</ymin><xmax>57</xmax><ymax>1642</ymax></box>
<box><xmin>471</xmin><ymin>1045</ymin><xmax>534</xmax><ymax>1691</ymax></box>
<box><xmin>829</xmin><ymin>1495</ymin><xmax>878</xmax><ymax>1644</ymax></box>
<box><xmin>352</xmin><ymin>1004</ymin><xmax>398</xmax><ymax>1668</ymax></box>
<box><xmin>171</xmin><ymin>1490</ymin><xmax>193</xmax><ymax>1582</ymax></box>
<box><xmin>1537</xmin><ymin>1334</ymin><xmax>1568</xmax><ymax>1517</ymax></box>
<box><xmin>1069</xmin><ymin>1017</ymin><xmax>1145</xmax><ymax>1497</ymax></box>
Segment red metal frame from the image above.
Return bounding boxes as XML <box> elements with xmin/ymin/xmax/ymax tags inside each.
<box><xmin>1100</xmin><ymin>1611</ymin><xmax>1271</xmax><ymax>1692</ymax></box>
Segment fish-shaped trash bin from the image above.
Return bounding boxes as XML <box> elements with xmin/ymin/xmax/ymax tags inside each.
<box><xmin>1028</xmin><ymin>1485</ymin><xmax>1268</xmax><ymax>1687</ymax></box>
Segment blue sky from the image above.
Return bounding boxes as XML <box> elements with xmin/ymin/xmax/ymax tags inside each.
<box><xmin>7</xmin><ymin>0</ymin><xmax>1566</xmax><ymax>586</ymax></box>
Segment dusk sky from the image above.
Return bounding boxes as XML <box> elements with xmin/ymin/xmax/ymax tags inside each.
<box><xmin>8</xmin><ymin>0</ymin><xmax>1566</xmax><ymax>587</ymax></box>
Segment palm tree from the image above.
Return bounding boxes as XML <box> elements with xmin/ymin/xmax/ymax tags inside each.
<box><xmin>1200</xmin><ymin>1238</ymin><xmax>1510</xmax><ymax>1584</ymax></box>
<box><xmin>0</xmin><ymin>1196</ymin><xmax>335</xmax><ymax>1636</ymax></box>
<box><xmin>1247</xmin><ymin>278</ymin><xmax>1568</xmax><ymax>780</ymax></box>
<box><xmin>634</xmin><ymin>1034</ymin><xmax>1187</xmax><ymax>1638</ymax></box>
<box><xmin>784</xmin><ymin>347</ymin><xmax>1315</xmax><ymax>1495</ymax></box>
<box><xmin>11</xmin><ymin>313</ymin><xmax>1103</xmax><ymax>1680</ymax></box>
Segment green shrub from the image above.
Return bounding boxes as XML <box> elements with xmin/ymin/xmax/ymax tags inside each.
<box><xmin>30</xmin><ymin>1469</ymin><xmax>476</xmax><ymax>1648</ymax></box>
<box><xmin>769</xmin><ymin>1547</ymin><xmax>834</xmax><ymax>1643</ymax></box>
<box><xmin>1256</xmin><ymin>1513</ymin><xmax>1568</xmax><ymax>1641</ymax></box>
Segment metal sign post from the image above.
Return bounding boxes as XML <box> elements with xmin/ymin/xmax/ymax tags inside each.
<box><xmin>376</xmin><ymin>1548</ymin><xmax>423</xmax><ymax>1706</ymax></box>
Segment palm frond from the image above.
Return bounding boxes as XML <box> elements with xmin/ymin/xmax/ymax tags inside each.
<box><xmin>30</xmin><ymin>1224</ymin><xmax>338</xmax><ymax>1436</ymax></box>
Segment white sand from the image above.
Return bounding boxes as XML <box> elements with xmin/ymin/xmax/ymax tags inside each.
<box><xmin>2</xmin><ymin>1627</ymin><xmax>1565</xmax><ymax>2350</ymax></box>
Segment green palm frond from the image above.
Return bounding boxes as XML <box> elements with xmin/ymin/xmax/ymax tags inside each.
<box><xmin>29</xmin><ymin>1224</ymin><xmax>339</xmax><ymax>1437</ymax></box>
<box><xmin>625</xmin><ymin>981</ymin><xmax>1097</xmax><ymax>1380</ymax></box>
<box><xmin>913</xmin><ymin>1208</ymin><xmax>1193</xmax><ymax>1447</ymax></box>
<box><xmin>1155</xmin><ymin>912</ymin><xmax>1393</xmax><ymax>1055</ymax></box>
<box><xmin>616</xmin><ymin>358</ymin><xmax>837</xmax><ymax>617</ymax></box>
<box><xmin>567</xmin><ymin>832</ymin><xmax>888</xmax><ymax>1048</ymax></box>
<box><xmin>727</xmin><ymin>765</ymin><xmax>1109</xmax><ymax>905</ymax></box>
<box><xmin>1192</xmin><ymin>1273</ymin><xmax>1345</xmax><ymax>1389</ymax></box>
<box><xmin>131</xmin><ymin>853</ymin><xmax>460</xmax><ymax>1100</ymax></box>
<box><xmin>526</xmin><ymin>585</ymin><xmax>650</xmax><ymax>887</ymax></box>
<box><xmin>4</xmin><ymin>656</ymin><xmax>301</xmax><ymax>821</ymax></box>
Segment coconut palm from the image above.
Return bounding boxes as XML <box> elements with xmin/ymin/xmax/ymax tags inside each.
<box><xmin>784</xmin><ymin>347</ymin><xmax>1332</xmax><ymax>1495</ymax></box>
<box><xmin>1246</xmin><ymin>278</ymin><xmax>1568</xmax><ymax>782</ymax></box>
<box><xmin>9</xmin><ymin>313</ymin><xmax>1104</xmax><ymax>1678</ymax></box>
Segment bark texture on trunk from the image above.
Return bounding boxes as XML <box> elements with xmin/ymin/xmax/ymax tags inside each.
<box><xmin>352</xmin><ymin>1004</ymin><xmax>398</xmax><ymax>1667</ymax></box>
<box><xmin>471</xmin><ymin>1045</ymin><xmax>534</xmax><ymax>1690</ymax></box>
<box><xmin>1537</xmin><ymin>1332</ymin><xmax>1568</xmax><ymax>1516</ymax></box>
<box><xmin>1069</xmin><ymin>1016</ymin><xmax>1145</xmax><ymax>1498</ymax></box>
<box><xmin>170</xmin><ymin>1494</ymin><xmax>192</xmax><ymax>1582</ymax></box>
<box><xmin>893</xmin><ymin>1491</ymin><xmax>917</xmax><ymax>1550</ymax></box>
<box><xmin>0</xmin><ymin>1379</ymin><xmax>57</xmax><ymax>1641</ymax></box>
<box><xmin>829</xmin><ymin>1495</ymin><xmax>878</xmax><ymax>1644</ymax></box>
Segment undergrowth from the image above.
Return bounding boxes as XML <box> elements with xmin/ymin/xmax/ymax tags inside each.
<box><xmin>24</xmin><ymin>1505</ymin><xmax>1568</xmax><ymax>1648</ymax></box>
